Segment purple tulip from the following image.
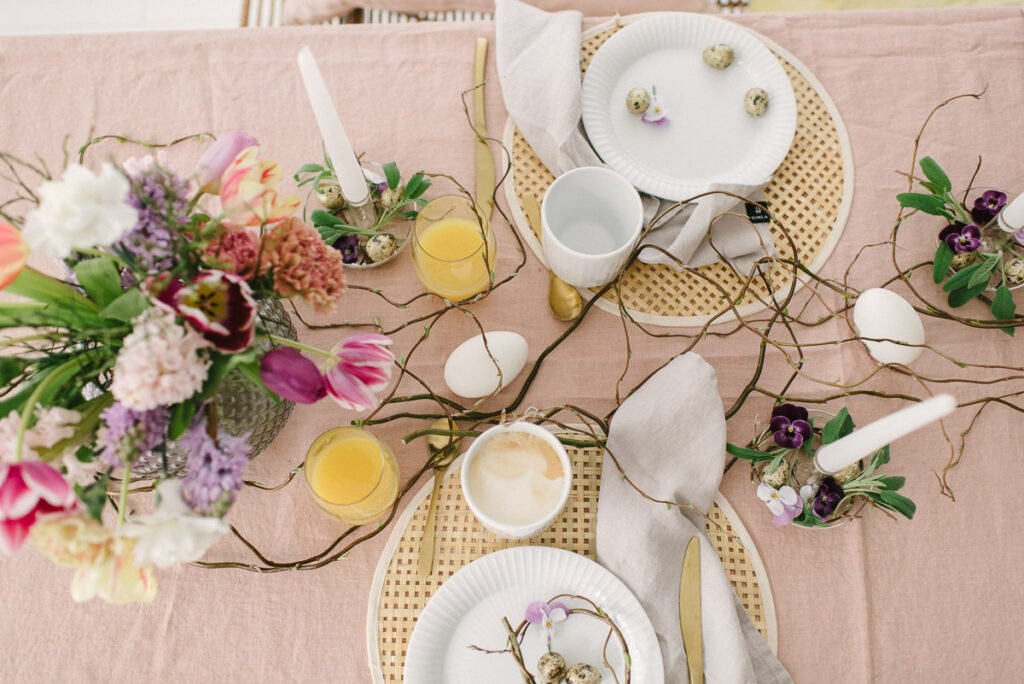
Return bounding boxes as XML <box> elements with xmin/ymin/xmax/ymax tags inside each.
<box><xmin>939</xmin><ymin>223</ymin><xmax>982</xmax><ymax>253</ymax></box>
<box><xmin>769</xmin><ymin>403</ymin><xmax>812</xmax><ymax>449</ymax></box>
<box><xmin>812</xmin><ymin>477</ymin><xmax>845</xmax><ymax>519</ymax></box>
<box><xmin>971</xmin><ymin>190</ymin><xmax>1007</xmax><ymax>226</ymax></box>
<box><xmin>195</xmin><ymin>131</ymin><xmax>259</xmax><ymax>194</ymax></box>
<box><xmin>259</xmin><ymin>347</ymin><xmax>326</xmax><ymax>404</ymax></box>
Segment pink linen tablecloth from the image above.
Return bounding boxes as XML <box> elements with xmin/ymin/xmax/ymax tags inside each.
<box><xmin>1</xmin><ymin>7</ymin><xmax>1023</xmax><ymax>682</ymax></box>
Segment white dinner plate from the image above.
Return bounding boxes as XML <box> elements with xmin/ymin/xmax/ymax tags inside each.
<box><xmin>581</xmin><ymin>13</ymin><xmax>797</xmax><ymax>201</ymax></box>
<box><xmin>404</xmin><ymin>546</ymin><xmax>664</xmax><ymax>683</ymax></box>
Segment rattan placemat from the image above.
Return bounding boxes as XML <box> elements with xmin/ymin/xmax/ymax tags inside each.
<box><xmin>366</xmin><ymin>434</ymin><xmax>777</xmax><ymax>682</ymax></box>
<box><xmin>502</xmin><ymin>16</ymin><xmax>854</xmax><ymax>327</ymax></box>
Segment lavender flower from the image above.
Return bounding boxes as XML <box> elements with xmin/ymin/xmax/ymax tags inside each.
<box><xmin>97</xmin><ymin>403</ymin><xmax>170</xmax><ymax>468</ymax></box>
<box><xmin>180</xmin><ymin>416</ymin><xmax>250</xmax><ymax>515</ymax></box>
<box><xmin>971</xmin><ymin>190</ymin><xmax>1007</xmax><ymax>226</ymax></box>
<box><xmin>812</xmin><ymin>476</ymin><xmax>845</xmax><ymax>519</ymax></box>
<box><xmin>939</xmin><ymin>223</ymin><xmax>982</xmax><ymax>253</ymax></box>
<box><xmin>116</xmin><ymin>164</ymin><xmax>190</xmax><ymax>274</ymax></box>
<box><xmin>769</xmin><ymin>403</ymin><xmax>811</xmax><ymax>449</ymax></box>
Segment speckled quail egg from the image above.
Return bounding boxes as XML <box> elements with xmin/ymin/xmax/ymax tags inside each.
<box><xmin>364</xmin><ymin>233</ymin><xmax>398</xmax><ymax>263</ymax></box>
<box><xmin>316</xmin><ymin>182</ymin><xmax>347</xmax><ymax>210</ymax></box>
<box><xmin>703</xmin><ymin>43</ymin><xmax>735</xmax><ymax>69</ymax></box>
<box><xmin>380</xmin><ymin>186</ymin><xmax>405</xmax><ymax>208</ymax></box>
<box><xmin>626</xmin><ymin>87</ymin><xmax>651</xmax><ymax>115</ymax></box>
<box><xmin>565</xmin><ymin>663</ymin><xmax>602</xmax><ymax>684</ymax></box>
<box><xmin>744</xmin><ymin>88</ymin><xmax>770</xmax><ymax>117</ymax></box>
<box><xmin>760</xmin><ymin>460</ymin><xmax>791</xmax><ymax>489</ymax></box>
<box><xmin>950</xmin><ymin>252</ymin><xmax>976</xmax><ymax>271</ymax></box>
<box><xmin>537</xmin><ymin>652</ymin><xmax>567</xmax><ymax>682</ymax></box>
<box><xmin>1005</xmin><ymin>258</ymin><xmax>1024</xmax><ymax>285</ymax></box>
<box><xmin>832</xmin><ymin>461</ymin><xmax>862</xmax><ymax>484</ymax></box>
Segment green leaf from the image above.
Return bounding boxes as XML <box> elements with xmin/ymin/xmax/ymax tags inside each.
<box><xmin>399</xmin><ymin>210</ymin><xmax>419</xmax><ymax>221</ymax></box>
<box><xmin>382</xmin><ymin>161</ymin><xmax>400</xmax><ymax>190</ymax></box>
<box><xmin>405</xmin><ymin>172</ymin><xmax>431</xmax><ymax>200</ymax></box>
<box><xmin>932</xmin><ymin>243</ymin><xmax>953</xmax><ymax>284</ymax></box>
<box><xmin>947</xmin><ymin>281</ymin><xmax>988</xmax><ymax>308</ymax></box>
<box><xmin>792</xmin><ymin>509</ymin><xmax>829</xmax><ymax>528</ymax></box>
<box><xmin>236</xmin><ymin>360</ymin><xmax>281</xmax><ymax>403</ymax></box>
<box><xmin>0</xmin><ymin>357</ymin><xmax>30</xmax><ymax>385</ymax></box>
<box><xmin>168</xmin><ymin>401</ymin><xmax>197</xmax><ymax>441</ymax></box>
<box><xmin>311</xmin><ymin>209</ymin><xmax>344</xmax><ymax>227</ymax></box>
<box><xmin>726</xmin><ymin>442</ymin><xmax>774</xmax><ymax>462</ymax></box>
<box><xmin>5</xmin><ymin>266</ymin><xmax>98</xmax><ymax>315</ymax></box>
<box><xmin>870</xmin><ymin>445</ymin><xmax>891</xmax><ymax>469</ymax></box>
<box><xmin>294</xmin><ymin>163</ymin><xmax>325</xmax><ymax>180</ymax></box>
<box><xmin>966</xmin><ymin>255</ymin><xmax>999</xmax><ymax>290</ymax></box>
<box><xmin>877</xmin><ymin>490</ymin><xmax>916</xmax><ymax>519</ymax></box>
<box><xmin>919</xmin><ymin>156</ymin><xmax>951</xmax><ymax>193</ymax></box>
<box><xmin>942</xmin><ymin>263</ymin><xmax>982</xmax><ymax>292</ymax></box>
<box><xmin>100</xmin><ymin>288</ymin><xmax>149</xmax><ymax>323</ymax></box>
<box><xmin>821</xmin><ymin>408</ymin><xmax>855</xmax><ymax>445</ymax></box>
<box><xmin>74</xmin><ymin>471</ymin><xmax>110</xmax><ymax>522</ymax></box>
<box><xmin>896</xmin><ymin>192</ymin><xmax>952</xmax><ymax>219</ymax></box>
<box><xmin>992</xmin><ymin>284</ymin><xmax>1016</xmax><ymax>320</ymax></box>
<box><xmin>875</xmin><ymin>475</ymin><xmax>906</xmax><ymax>491</ymax></box>
<box><xmin>73</xmin><ymin>257</ymin><xmax>123</xmax><ymax>308</ymax></box>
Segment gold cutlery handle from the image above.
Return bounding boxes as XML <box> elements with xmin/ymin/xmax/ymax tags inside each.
<box><xmin>417</xmin><ymin>467</ymin><xmax>447</xmax><ymax>576</ymax></box>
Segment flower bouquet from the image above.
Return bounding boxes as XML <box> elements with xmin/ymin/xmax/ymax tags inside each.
<box><xmin>898</xmin><ymin>156</ymin><xmax>1021</xmax><ymax>334</ymax></box>
<box><xmin>0</xmin><ymin>131</ymin><xmax>397</xmax><ymax>603</ymax></box>
<box><xmin>727</xmin><ymin>404</ymin><xmax>916</xmax><ymax>528</ymax></box>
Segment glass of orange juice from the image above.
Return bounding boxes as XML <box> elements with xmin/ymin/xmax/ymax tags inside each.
<box><xmin>304</xmin><ymin>427</ymin><xmax>400</xmax><ymax>526</ymax></box>
<box><xmin>412</xmin><ymin>195</ymin><xmax>496</xmax><ymax>301</ymax></box>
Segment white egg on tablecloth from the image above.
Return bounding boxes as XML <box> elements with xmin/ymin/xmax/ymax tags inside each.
<box><xmin>443</xmin><ymin>331</ymin><xmax>529</xmax><ymax>398</ymax></box>
<box><xmin>853</xmin><ymin>288</ymin><xmax>925</xmax><ymax>365</ymax></box>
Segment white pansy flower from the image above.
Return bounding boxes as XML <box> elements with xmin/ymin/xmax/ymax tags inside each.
<box><xmin>23</xmin><ymin>163</ymin><xmax>138</xmax><ymax>259</ymax></box>
<box><xmin>122</xmin><ymin>479</ymin><xmax>228</xmax><ymax>568</ymax></box>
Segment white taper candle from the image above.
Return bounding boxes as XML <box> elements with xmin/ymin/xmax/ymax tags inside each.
<box><xmin>296</xmin><ymin>46</ymin><xmax>369</xmax><ymax>206</ymax></box>
<box><xmin>814</xmin><ymin>394</ymin><xmax>956</xmax><ymax>474</ymax></box>
<box><xmin>998</xmin><ymin>193</ymin><xmax>1024</xmax><ymax>232</ymax></box>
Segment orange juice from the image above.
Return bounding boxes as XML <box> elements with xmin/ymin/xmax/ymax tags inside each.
<box><xmin>304</xmin><ymin>427</ymin><xmax>399</xmax><ymax>525</ymax></box>
<box><xmin>413</xmin><ymin>196</ymin><xmax>496</xmax><ymax>301</ymax></box>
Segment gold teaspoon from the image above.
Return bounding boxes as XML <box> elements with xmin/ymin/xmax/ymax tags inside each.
<box><xmin>523</xmin><ymin>194</ymin><xmax>583</xmax><ymax>322</ymax></box>
<box><xmin>417</xmin><ymin>417</ymin><xmax>461</xmax><ymax>576</ymax></box>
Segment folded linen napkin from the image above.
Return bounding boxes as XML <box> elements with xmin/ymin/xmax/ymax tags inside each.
<box><xmin>597</xmin><ymin>353</ymin><xmax>793</xmax><ymax>683</ymax></box>
<box><xmin>495</xmin><ymin>0</ymin><xmax>775</xmax><ymax>271</ymax></box>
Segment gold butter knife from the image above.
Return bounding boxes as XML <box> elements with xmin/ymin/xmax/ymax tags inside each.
<box><xmin>472</xmin><ymin>37</ymin><xmax>495</xmax><ymax>220</ymax></box>
<box><xmin>680</xmin><ymin>536</ymin><xmax>704</xmax><ymax>683</ymax></box>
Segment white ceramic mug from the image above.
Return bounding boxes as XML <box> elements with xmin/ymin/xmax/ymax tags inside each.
<box><xmin>460</xmin><ymin>422</ymin><xmax>572</xmax><ymax>539</ymax></box>
<box><xmin>541</xmin><ymin>166</ymin><xmax>645</xmax><ymax>288</ymax></box>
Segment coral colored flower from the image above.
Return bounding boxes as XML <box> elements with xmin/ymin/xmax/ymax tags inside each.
<box><xmin>0</xmin><ymin>461</ymin><xmax>77</xmax><ymax>555</ymax></box>
<box><xmin>260</xmin><ymin>218</ymin><xmax>346</xmax><ymax>311</ymax></box>
<box><xmin>324</xmin><ymin>334</ymin><xmax>395</xmax><ymax>412</ymax></box>
<box><xmin>122</xmin><ymin>479</ymin><xmax>228</xmax><ymax>568</ymax></box>
<box><xmin>259</xmin><ymin>347</ymin><xmax>327</xmax><ymax>404</ymax></box>
<box><xmin>195</xmin><ymin>131</ymin><xmax>258</xmax><ymax>194</ymax></box>
<box><xmin>219</xmin><ymin>146</ymin><xmax>299</xmax><ymax>228</ymax></box>
<box><xmin>757</xmin><ymin>483</ymin><xmax>802</xmax><ymax>526</ymax></box>
<box><xmin>157</xmin><ymin>270</ymin><xmax>257</xmax><ymax>353</ymax></box>
<box><xmin>769</xmin><ymin>404</ymin><xmax>812</xmax><ymax>449</ymax></box>
<box><xmin>204</xmin><ymin>229</ymin><xmax>261</xmax><ymax>278</ymax></box>
<box><xmin>0</xmin><ymin>222</ymin><xmax>27</xmax><ymax>290</ymax></box>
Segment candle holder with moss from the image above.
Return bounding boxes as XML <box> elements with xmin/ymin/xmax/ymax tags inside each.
<box><xmin>296</xmin><ymin>158</ymin><xmax>430</xmax><ymax>269</ymax></box>
<box><xmin>727</xmin><ymin>404</ymin><xmax>916</xmax><ymax>529</ymax></box>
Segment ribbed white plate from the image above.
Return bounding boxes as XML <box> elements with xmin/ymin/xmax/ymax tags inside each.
<box><xmin>404</xmin><ymin>546</ymin><xmax>664</xmax><ymax>683</ymax></box>
<box><xmin>581</xmin><ymin>13</ymin><xmax>797</xmax><ymax>201</ymax></box>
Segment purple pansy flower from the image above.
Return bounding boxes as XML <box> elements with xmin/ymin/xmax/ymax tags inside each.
<box><xmin>757</xmin><ymin>483</ymin><xmax>802</xmax><ymax>526</ymax></box>
<box><xmin>939</xmin><ymin>223</ymin><xmax>982</xmax><ymax>253</ymax></box>
<box><xmin>971</xmin><ymin>190</ymin><xmax>1007</xmax><ymax>226</ymax></box>
<box><xmin>334</xmin><ymin>234</ymin><xmax>361</xmax><ymax>264</ymax></box>
<box><xmin>812</xmin><ymin>476</ymin><xmax>845</xmax><ymax>520</ymax></box>
<box><xmin>769</xmin><ymin>404</ymin><xmax>812</xmax><ymax>449</ymax></box>
<box><xmin>525</xmin><ymin>600</ymin><xmax>568</xmax><ymax>649</ymax></box>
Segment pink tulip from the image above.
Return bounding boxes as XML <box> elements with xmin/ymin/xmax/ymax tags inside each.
<box><xmin>219</xmin><ymin>147</ymin><xmax>300</xmax><ymax>228</ymax></box>
<box><xmin>195</xmin><ymin>131</ymin><xmax>258</xmax><ymax>194</ymax></box>
<box><xmin>259</xmin><ymin>347</ymin><xmax>327</xmax><ymax>404</ymax></box>
<box><xmin>324</xmin><ymin>334</ymin><xmax>395</xmax><ymax>412</ymax></box>
<box><xmin>0</xmin><ymin>461</ymin><xmax>77</xmax><ymax>555</ymax></box>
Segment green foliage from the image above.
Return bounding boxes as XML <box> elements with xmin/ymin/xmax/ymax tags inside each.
<box><xmin>0</xmin><ymin>357</ymin><xmax>29</xmax><ymax>385</ymax></box>
<box><xmin>75</xmin><ymin>470</ymin><xmax>109</xmax><ymax>522</ymax></box>
<box><xmin>725</xmin><ymin>442</ymin><xmax>775</xmax><ymax>462</ymax></box>
<box><xmin>382</xmin><ymin>161</ymin><xmax>400</xmax><ymax>189</ymax></box>
<box><xmin>992</xmin><ymin>285</ymin><xmax>1016</xmax><ymax>336</ymax></box>
<box><xmin>168</xmin><ymin>401</ymin><xmax>197</xmax><ymax>441</ymax></box>
<box><xmin>932</xmin><ymin>243</ymin><xmax>953</xmax><ymax>284</ymax></box>
<box><xmin>896</xmin><ymin>192</ymin><xmax>953</xmax><ymax>220</ymax></box>
<box><xmin>821</xmin><ymin>408</ymin><xmax>854</xmax><ymax>445</ymax></box>
<box><xmin>100</xmin><ymin>289</ymin><xmax>149</xmax><ymax>323</ymax></box>
<box><xmin>918</xmin><ymin>156</ymin><xmax>951</xmax><ymax>193</ymax></box>
<box><xmin>73</xmin><ymin>257</ymin><xmax>123</xmax><ymax>308</ymax></box>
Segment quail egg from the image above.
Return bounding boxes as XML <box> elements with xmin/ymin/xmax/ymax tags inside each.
<box><xmin>744</xmin><ymin>88</ymin><xmax>769</xmax><ymax>117</ymax></box>
<box><xmin>537</xmin><ymin>652</ymin><xmax>567</xmax><ymax>682</ymax></box>
<box><xmin>364</xmin><ymin>233</ymin><xmax>398</xmax><ymax>263</ymax></box>
<box><xmin>565</xmin><ymin>663</ymin><xmax>601</xmax><ymax>684</ymax></box>
<box><xmin>626</xmin><ymin>87</ymin><xmax>651</xmax><ymax>115</ymax></box>
<box><xmin>703</xmin><ymin>43</ymin><xmax>735</xmax><ymax>69</ymax></box>
<box><xmin>316</xmin><ymin>182</ymin><xmax>347</xmax><ymax>211</ymax></box>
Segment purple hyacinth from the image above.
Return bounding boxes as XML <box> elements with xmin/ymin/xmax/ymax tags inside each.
<box><xmin>179</xmin><ymin>416</ymin><xmax>250</xmax><ymax>515</ymax></box>
<box><xmin>971</xmin><ymin>190</ymin><xmax>1007</xmax><ymax>226</ymax></box>
<box><xmin>812</xmin><ymin>476</ymin><xmax>845</xmax><ymax>519</ymax></box>
<box><xmin>116</xmin><ymin>164</ymin><xmax>189</xmax><ymax>274</ymax></box>
<box><xmin>939</xmin><ymin>223</ymin><xmax>982</xmax><ymax>254</ymax></box>
<box><xmin>98</xmin><ymin>403</ymin><xmax>171</xmax><ymax>468</ymax></box>
<box><xmin>769</xmin><ymin>403</ymin><xmax>812</xmax><ymax>449</ymax></box>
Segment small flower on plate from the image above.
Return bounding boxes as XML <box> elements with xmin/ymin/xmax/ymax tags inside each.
<box><xmin>769</xmin><ymin>403</ymin><xmax>811</xmax><ymax>449</ymax></box>
<box><xmin>259</xmin><ymin>347</ymin><xmax>327</xmax><ymax>404</ymax></box>
<box><xmin>324</xmin><ymin>334</ymin><xmax>395</xmax><ymax>412</ymax></box>
<box><xmin>971</xmin><ymin>190</ymin><xmax>1008</xmax><ymax>227</ymax></box>
<box><xmin>812</xmin><ymin>476</ymin><xmax>845</xmax><ymax>520</ymax></box>
<box><xmin>641</xmin><ymin>86</ymin><xmax>669</xmax><ymax>126</ymax></box>
<box><xmin>756</xmin><ymin>483</ymin><xmax>802</xmax><ymax>526</ymax></box>
<box><xmin>939</xmin><ymin>223</ymin><xmax>982</xmax><ymax>253</ymax></box>
<box><xmin>525</xmin><ymin>599</ymin><xmax>569</xmax><ymax>648</ymax></box>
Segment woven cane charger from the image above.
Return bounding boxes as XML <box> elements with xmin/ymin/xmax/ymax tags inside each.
<box><xmin>502</xmin><ymin>15</ymin><xmax>854</xmax><ymax>327</ymax></box>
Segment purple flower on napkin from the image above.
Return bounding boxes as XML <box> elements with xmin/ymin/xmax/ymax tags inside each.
<box><xmin>757</xmin><ymin>483</ymin><xmax>802</xmax><ymax>526</ymax></box>
<box><xmin>525</xmin><ymin>600</ymin><xmax>568</xmax><ymax>649</ymax></box>
<box><xmin>939</xmin><ymin>223</ymin><xmax>982</xmax><ymax>253</ymax></box>
<box><xmin>971</xmin><ymin>190</ymin><xmax>1007</xmax><ymax>226</ymax></box>
<box><xmin>770</xmin><ymin>403</ymin><xmax>812</xmax><ymax>449</ymax></box>
<box><xmin>812</xmin><ymin>476</ymin><xmax>845</xmax><ymax>520</ymax></box>
<box><xmin>641</xmin><ymin>86</ymin><xmax>669</xmax><ymax>126</ymax></box>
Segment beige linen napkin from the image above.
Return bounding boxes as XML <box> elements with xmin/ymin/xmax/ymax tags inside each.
<box><xmin>495</xmin><ymin>0</ymin><xmax>775</xmax><ymax>271</ymax></box>
<box><xmin>597</xmin><ymin>353</ymin><xmax>793</xmax><ymax>683</ymax></box>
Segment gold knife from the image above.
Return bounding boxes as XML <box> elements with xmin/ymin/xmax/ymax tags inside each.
<box><xmin>472</xmin><ymin>37</ymin><xmax>495</xmax><ymax>220</ymax></box>
<box><xmin>680</xmin><ymin>536</ymin><xmax>704</xmax><ymax>683</ymax></box>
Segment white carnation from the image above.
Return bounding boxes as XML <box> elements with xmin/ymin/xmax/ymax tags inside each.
<box><xmin>122</xmin><ymin>479</ymin><xmax>228</xmax><ymax>568</ymax></box>
<box><xmin>0</xmin><ymin>407</ymin><xmax>81</xmax><ymax>463</ymax></box>
<box><xmin>111</xmin><ymin>309</ymin><xmax>211</xmax><ymax>410</ymax></box>
<box><xmin>23</xmin><ymin>163</ymin><xmax>138</xmax><ymax>259</ymax></box>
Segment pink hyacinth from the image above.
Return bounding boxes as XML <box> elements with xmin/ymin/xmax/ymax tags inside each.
<box><xmin>0</xmin><ymin>461</ymin><xmax>76</xmax><ymax>555</ymax></box>
<box><xmin>324</xmin><ymin>334</ymin><xmax>395</xmax><ymax>412</ymax></box>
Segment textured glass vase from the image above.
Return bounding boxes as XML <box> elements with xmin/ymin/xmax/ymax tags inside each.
<box><xmin>131</xmin><ymin>298</ymin><xmax>298</xmax><ymax>478</ymax></box>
